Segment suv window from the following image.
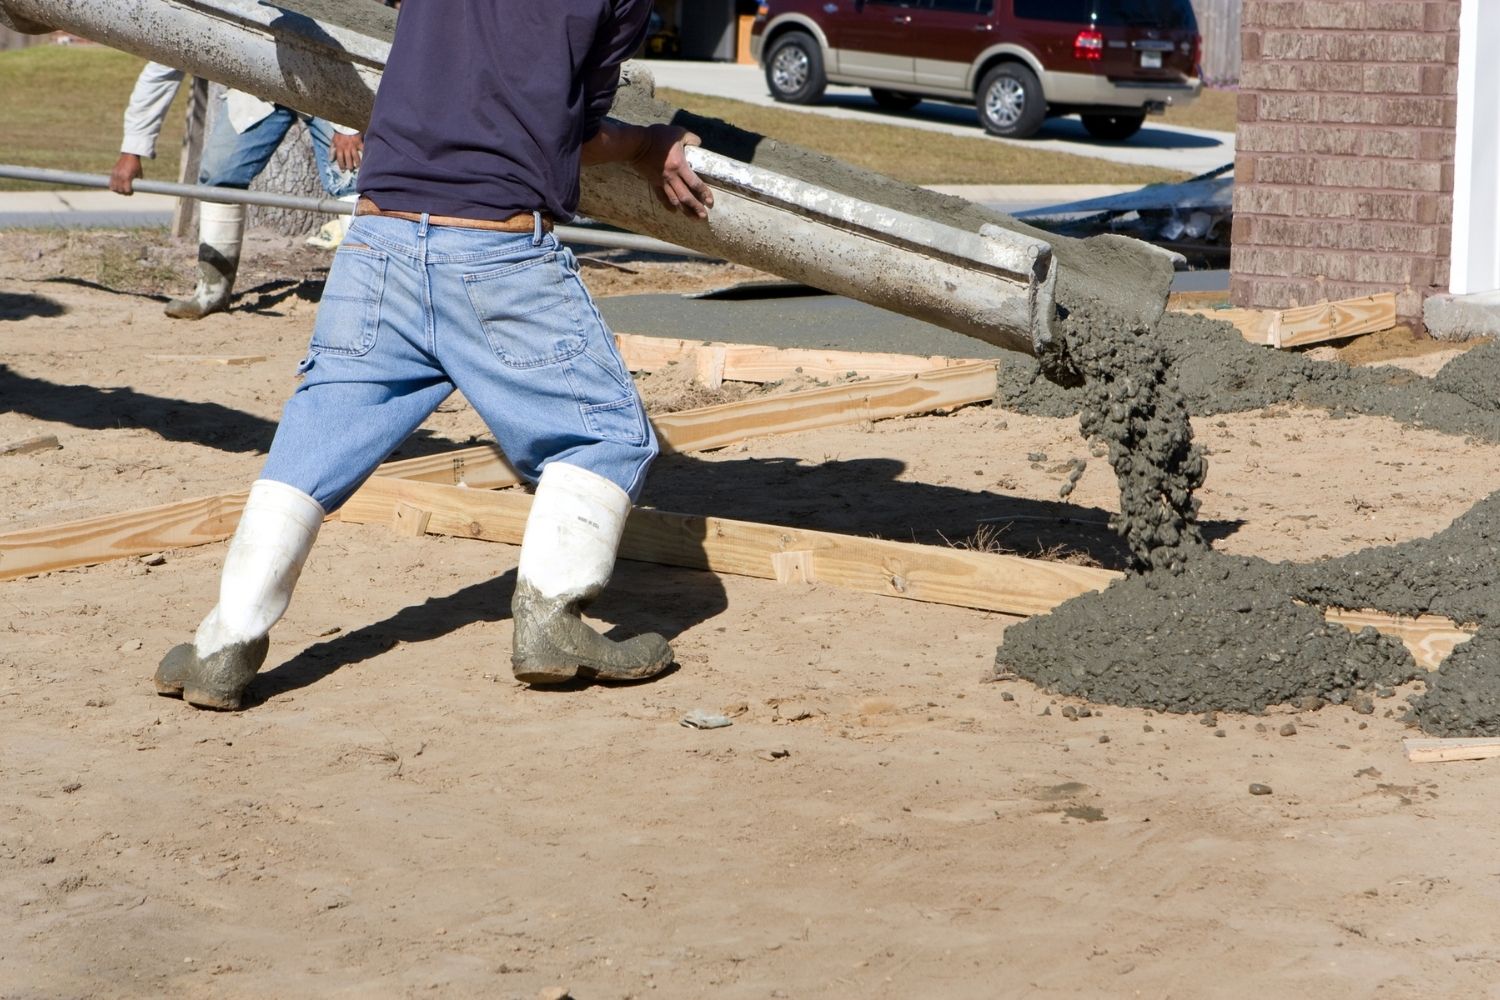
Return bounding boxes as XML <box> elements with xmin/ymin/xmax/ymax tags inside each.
<box><xmin>1012</xmin><ymin>0</ymin><xmax>1194</xmax><ymax>28</ymax></box>
<box><xmin>924</xmin><ymin>0</ymin><xmax>993</xmax><ymax>12</ymax></box>
<box><xmin>1099</xmin><ymin>0</ymin><xmax>1196</xmax><ymax>27</ymax></box>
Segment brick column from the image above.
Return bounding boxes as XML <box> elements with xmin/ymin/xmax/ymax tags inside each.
<box><xmin>1232</xmin><ymin>0</ymin><xmax>1460</xmax><ymax>322</ymax></box>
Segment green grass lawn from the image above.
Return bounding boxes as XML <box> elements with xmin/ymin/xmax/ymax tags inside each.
<box><xmin>0</xmin><ymin>45</ymin><xmax>1204</xmax><ymax>196</ymax></box>
<box><xmin>0</xmin><ymin>46</ymin><xmax>189</xmax><ymax>191</ymax></box>
<box><xmin>1159</xmin><ymin>87</ymin><xmax>1238</xmax><ymax>134</ymax></box>
<box><xmin>658</xmin><ymin>87</ymin><xmax>1186</xmax><ymax>186</ymax></box>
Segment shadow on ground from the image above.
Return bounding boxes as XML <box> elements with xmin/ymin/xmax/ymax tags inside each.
<box><xmin>0</xmin><ymin>365</ymin><xmax>476</xmax><ymax>460</ymax></box>
<box><xmin>249</xmin><ymin>562</ymin><xmax>724</xmax><ymax>704</ymax></box>
<box><xmin>0</xmin><ymin>291</ymin><xmax>67</xmax><ymax>320</ymax></box>
<box><xmin>644</xmin><ymin>453</ymin><xmax>1242</xmax><ymax>571</ymax></box>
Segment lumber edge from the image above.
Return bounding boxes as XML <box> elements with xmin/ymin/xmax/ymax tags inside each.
<box><xmin>1404</xmin><ymin>737</ymin><xmax>1500</xmax><ymax>764</ymax></box>
<box><xmin>1179</xmin><ymin>292</ymin><xmax>1397</xmax><ymax>349</ymax></box>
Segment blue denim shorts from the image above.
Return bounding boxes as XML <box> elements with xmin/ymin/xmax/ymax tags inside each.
<box><xmin>258</xmin><ymin>214</ymin><xmax>658</xmax><ymax>510</ymax></box>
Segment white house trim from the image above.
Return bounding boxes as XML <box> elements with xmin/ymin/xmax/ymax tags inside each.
<box><xmin>1450</xmin><ymin>0</ymin><xmax>1500</xmax><ymax>295</ymax></box>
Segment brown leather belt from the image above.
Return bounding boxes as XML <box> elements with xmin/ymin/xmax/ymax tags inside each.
<box><xmin>354</xmin><ymin>196</ymin><xmax>551</xmax><ymax>233</ymax></box>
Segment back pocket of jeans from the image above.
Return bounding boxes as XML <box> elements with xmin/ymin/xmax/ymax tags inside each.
<box><xmin>312</xmin><ymin>246</ymin><xmax>386</xmax><ymax>356</ymax></box>
<box><xmin>462</xmin><ymin>253</ymin><xmax>584</xmax><ymax>369</ymax></box>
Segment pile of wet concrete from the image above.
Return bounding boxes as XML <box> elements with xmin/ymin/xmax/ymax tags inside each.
<box><xmin>994</xmin><ymin>313</ymin><xmax>1500</xmax><ymax>737</ymax></box>
<box><xmin>614</xmin><ymin>73</ymin><xmax>1500</xmax><ymax>736</ymax></box>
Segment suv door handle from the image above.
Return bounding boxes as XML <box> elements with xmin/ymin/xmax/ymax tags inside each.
<box><xmin>891</xmin><ymin>14</ymin><xmax>910</xmax><ymax>23</ymax></box>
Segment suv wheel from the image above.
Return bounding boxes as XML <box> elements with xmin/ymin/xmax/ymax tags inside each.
<box><xmin>1081</xmin><ymin>112</ymin><xmax>1147</xmax><ymax>141</ymax></box>
<box><xmin>765</xmin><ymin>32</ymin><xmax>826</xmax><ymax>105</ymax></box>
<box><xmin>976</xmin><ymin>64</ymin><xmax>1046</xmax><ymax>139</ymax></box>
<box><xmin>870</xmin><ymin>88</ymin><xmax>921</xmax><ymax>112</ymax></box>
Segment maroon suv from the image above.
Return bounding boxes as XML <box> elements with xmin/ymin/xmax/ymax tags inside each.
<box><xmin>750</xmin><ymin>0</ymin><xmax>1201</xmax><ymax>141</ymax></box>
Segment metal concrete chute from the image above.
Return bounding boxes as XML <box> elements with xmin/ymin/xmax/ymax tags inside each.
<box><xmin>1</xmin><ymin>0</ymin><xmax>1066</xmax><ymax>357</ymax></box>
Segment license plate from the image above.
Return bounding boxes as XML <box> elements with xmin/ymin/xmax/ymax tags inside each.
<box><xmin>1140</xmin><ymin>51</ymin><xmax>1162</xmax><ymax>68</ymax></box>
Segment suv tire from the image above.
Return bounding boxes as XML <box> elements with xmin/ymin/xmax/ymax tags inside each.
<box><xmin>1081</xmin><ymin>112</ymin><xmax>1147</xmax><ymax>141</ymax></box>
<box><xmin>976</xmin><ymin>63</ymin><xmax>1046</xmax><ymax>139</ymax></box>
<box><xmin>870</xmin><ymin>88</ymin><xmax>921</xmax><ymax>112</ymax></box>
<box><xmin>765</xmin><ymin>32</ymin><xmax>827</xmax><ymax>105</ymax></box>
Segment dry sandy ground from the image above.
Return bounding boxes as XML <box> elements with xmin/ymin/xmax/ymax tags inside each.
<box><xmin>6</xmin><ymin>231</ymin><xmax>1500</xmax><ymax>999</ymax></box>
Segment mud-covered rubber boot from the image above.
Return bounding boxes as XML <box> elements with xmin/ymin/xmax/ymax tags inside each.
<box><xmin>155</xmin><ymin>480</ymin><xmax>324</xmax><ymax>709</ymax></box>
<box><xmin>511</xmin><ymin>463</ymin><xmax>673</xmax><ymax>685</ymax></box>
<box><xmin>165</xmin><ymin>201</ymin><xmax>243</xmax><ymax>320</ymax></box>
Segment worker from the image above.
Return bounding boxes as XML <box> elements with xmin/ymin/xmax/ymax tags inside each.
<box><xmin>110</xmin><ymin>63</ymin><xmax>365</xmax><ymax>319</ymax></box>
<box><xmin>154</xmin><ymin>0</ymin><xmax>713</xmax><ymax>710</ymax></box>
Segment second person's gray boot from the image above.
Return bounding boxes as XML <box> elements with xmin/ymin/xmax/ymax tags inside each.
<box><xmin>165</xmin><ymin>200</ymin><xmax>243</xmax><ymax>320</ymax></box>
<box><xmin>511</xmin><ymin>462</ymin><xmax>673</xmax><ymax>685</ymax></box>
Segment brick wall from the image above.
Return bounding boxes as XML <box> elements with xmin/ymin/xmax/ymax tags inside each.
<box><xmin>1232</xmin><ymin>0</ymin><xmax>1461</xmax><ymax>321</ymax></box>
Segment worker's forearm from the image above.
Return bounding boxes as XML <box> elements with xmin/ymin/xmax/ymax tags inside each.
<box><xmin>580</xmin><ymin>119</ymin><xmax>650</xmax><ymax>168</ymax></box>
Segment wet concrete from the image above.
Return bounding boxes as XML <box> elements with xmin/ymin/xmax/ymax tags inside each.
<box><xmin>995</xmin><ymin>311</ymin><xmax>1500</xmax><ymax>735</ymax></box>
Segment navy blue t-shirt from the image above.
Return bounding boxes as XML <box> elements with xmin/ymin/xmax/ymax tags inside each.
<box><xmin>357</xmin><ymin>0</ymin><xmax>651</xmax><ymax>222</ymax></box>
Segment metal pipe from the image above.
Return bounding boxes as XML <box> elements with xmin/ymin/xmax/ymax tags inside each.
<box><xmin>0</xmin><ymin>164</ymin><xmax>355</xmax><ymax>214</ymax></box>
<box><xmin>0</xmin><ymin>163</ymin><xmax>709</xmax><ymax>258</ymax></box>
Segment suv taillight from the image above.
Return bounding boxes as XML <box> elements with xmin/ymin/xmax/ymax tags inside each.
<box><xmin>1073</xmin><ymin>28</ymin><xmax>1104</xmax><ymax>61</ymax></box>
<box><xmin>1191</xmin><ymin>32</ymin><xmax>1202</xmax><ymax>75</ymax></box>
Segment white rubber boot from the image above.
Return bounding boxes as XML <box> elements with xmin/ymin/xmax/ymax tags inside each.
<box><xmin>511</xmin><ymin>463</ymin><xmax>673</xmax><ymax>685</ymax></box>
<box><xmin>165</xmin><ymin>201</ymin><xmax>244</xmax><ymax>320</ymax></box>
<box><xmin>155</xmin><ymin>480</ymin><xmax>324</xmax><ymax>709</ymax></box>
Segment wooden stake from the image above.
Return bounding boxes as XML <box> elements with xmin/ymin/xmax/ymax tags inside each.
<box><xmin>170</xmin><ymin>76</ymin><xmax>210</xmax><ymax>239</ymax></box>
<box><xmin>392</xmin><ymin>502</ymin><xmax>432</xmax><ymax>538</ymax></box>
<box><xmin>1403</xmin><ymin>738</ymin><xmax>1500</xmax><ymax>764</ymax></box>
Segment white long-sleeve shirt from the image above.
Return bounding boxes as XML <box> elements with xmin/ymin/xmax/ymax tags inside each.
<box><xmin>120</xmin><ymin>62</ymin><xmax>356</xmax><ymax>158</ymax></box>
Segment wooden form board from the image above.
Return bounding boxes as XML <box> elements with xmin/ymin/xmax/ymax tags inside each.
<box><xmin>339</xmin><ymin>477</ymin><xmax>1475</xmax><ymax>668</ymax></box>
<box><xmin>1180</xmin><ymin>292</ymin><xmax>1396</xmax><ymax>349</ymax></box>
<box><xmin>370</xmin><ymin>361</ymin><xmax>1000</xmax><ymax>490</ymax></box>
<box><xmin>1404</xmin><ymin>737</ymin><xmax>1500</xmax><ymax>763</ymax></box>
<box><xmin>339</xmin><ymin>477</ymin><xmax>1112</xmax><ymax>618</ymax></box>
<box><xmin>0</xmin><ymin>362</ymin><xmax>997</xmax><ymax>580</ymax></box>
<box><xmin>614</xmin><ymin>332</ymin><xmax>985</xmax><ymax>386</ymax></box>
<box><xmin>0</xmin><ymin>491</ymin><xmax>248</xmax><ymax>582</ymax></box>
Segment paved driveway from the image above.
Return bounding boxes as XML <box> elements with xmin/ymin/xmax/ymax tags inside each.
<box><xmin>644</xmin><ymin>61</ymin><xmax>1234</xmax><ymax>177</ymax></box>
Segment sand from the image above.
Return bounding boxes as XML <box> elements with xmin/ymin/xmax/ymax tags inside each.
<box><xmin>10</xmin><ymin>228</ymin><xmax>1500</xmax><ymax>997</ymax></box>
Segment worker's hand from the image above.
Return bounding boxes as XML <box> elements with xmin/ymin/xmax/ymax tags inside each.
<box><xmin>630</xmin><ymin>124</ymin><xmax>713</xmax><ymax>220</ymax></box>
<box><xmin>109</xmin><ymin>153</ymin><xmax>143</xmax><ymax>195</ymax></box>
<box><xmin>331</xmin><ymin>131</ymin><xmax>364</xmax><ymax>173</ymax></box>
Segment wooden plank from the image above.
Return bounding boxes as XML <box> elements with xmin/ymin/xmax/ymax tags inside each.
<box><xmin>146</xmin><ymin>354</ymin><xmax>269</xmax><ymax>366</ymax></box>
<box><xmin>368</xmin><ymin>362</ymin><xmax>999</xmax><ymax>491</ymax></box>
<box><xmin>1276</xmin><ymin>293</ymin><xmax>1398</xmax><ymax>349</ymax></box>
<box><xmin>1323</xmin><ymin>609</ymin><xmax>1474</xmax><ymax>673</ymax></box>
<box><xmin>0</xmin><ymin>434</ymin><xmax>61</xmax><ymax>457</ymax></box>
<box><xmin>1179</xmin><ymin>292</ymin><xmax>1396</xmax><ymax>349</ymax></box>
<box><xmin>614</xmin><ymin>332</ymin><xmax>984</xmax><ymax>384</ymax></box>
<box><xmin>338</xmin><ymin>478</ymin><xmax>1113</xmax><ymax>618</ymax></box>
<box><xmin>340</xmin><ymin>478</ymin><xmax>1478</xmax><ymax>668</ymax></box>
<box><xmin>651</xmin><ymin>361</ymin><xmax>997</xmax><ymax>455</ymax></box>
<box><xmin>0</xmin><ymin>491</ymin><xmax>249</xmax><ymax>581</ymax></box>
<box><xmin>1404</xmin><ymin>738</ymin><xmax>1500</xmax><ymax>764</ymax></box>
